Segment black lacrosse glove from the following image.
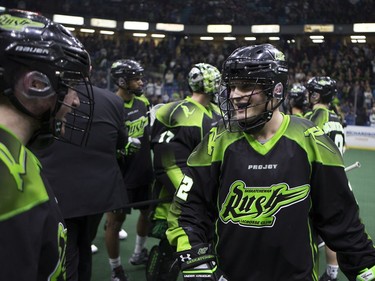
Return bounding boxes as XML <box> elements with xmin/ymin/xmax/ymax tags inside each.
<box><xmin>176</xmin><ymin>244</ymin><xmax>228</xmax><ymax>281</ymax></box>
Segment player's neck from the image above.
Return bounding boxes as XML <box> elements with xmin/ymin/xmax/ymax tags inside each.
<box><xmin>292</xmin><ymin>107</ymin><xmax>303</xmax><ymax>115</ymax></box>
<box><xmin>313</xmin><ymin>103</ymin><xmax>328</xmax><ymax>110</ymax></box>
<box><xmin>252</xmin><ymin>110</ymin><xmax>283</xmax><ymax>143</ymax></box>
<box><xmin>191</xmin><ymin>92</ymin><xmax>210</xmax><ymax>107</ymax></box>
<box><xmin>0</xmin><ymin>104</ymin><xmax>36</xmax><ymax>144</ymax></box>
<box><xmin>116</xmin><ymin>88</ymin><xmax>133</xmax><ymax>102</ymax></box>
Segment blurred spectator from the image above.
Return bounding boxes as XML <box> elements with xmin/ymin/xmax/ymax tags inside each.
<box><xmin>364</xmin><ymin>83</ymin><xmax>374</xmax><ymax>110</ymax></box>
<box><xmin>370</xmin><ymin>108</ymin><xmax>375</xmax><ymax>127</ymax></box>
<box><xmin>356</xmin><ymin>106</ymin><xmax>369</xmax><ymax>126</ymax></box>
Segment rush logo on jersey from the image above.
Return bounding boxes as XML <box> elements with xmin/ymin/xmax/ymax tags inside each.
<box><xmin>219</xmin><ymin>180</ymin><xmax>310</xmax><ymax>228</ymax></box>
<box><xmin>126</xmin><ymin>116</ymin><xmax>148</xmax><ymax>138</ymax></box>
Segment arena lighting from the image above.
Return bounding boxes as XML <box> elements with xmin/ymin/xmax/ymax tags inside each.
<box><xmin>65</xmin><ymin>27</ymin><xmax>75</xmax><ymax>32</ymax></box>
<box><xmin>353</xmin><ymin>23</ymin><xmax>375</xmax><ymax>32</ymax></box>
<box><xmin>53</xmin><ymin>14</ymin><xmax>84</xmax><ymax>25</ymax></box>
<box><xmin>124</xmin><ymin>21</ymin><xmax>149</xmax><ymax>30</ymax></box>
<box><xmin>350</xmin><ymin>35</ymin><xmax>366</xmax><ymax>39</ymax></box>
<box><xmin>91</xmin><ymin>18</ymin><xmax>117</xmax><ymax>29</ymax></box>
<box><xmin>0</xmin><ymin>6</ymin><xmax>5</xmax><ymax>12</ymax></box>
<box><xmin>200</xmin><ymin>36</ymin><xmax>214</xmax><ymax>41</ymax></box>
<box><xmin>251</xmin><ymin>25</ymin><xmax>280</xmax><ymax>33</ymax></box>
<box><xmin>351</xmin><ymin>39</ymin><xmax>366</xmax><ymax>43</ymax></box>
<box><xmin>99</xmin><ymin>30</ymin><xmax>115</xmax><ymax>35</ymax></box>
<box><xmin>151</xmin><ymin>34</ymin><xmax>166</xmax><ymax>38</ymax></box>
<box><xmin>207</xmin><ymin>24</ymin><xmax>232</xmax><ymax>33</ymax></box>
<box><xmin>156</xmin><ymin>23</ymin><xmax>184</xmax><ymax>32</ymax></box>
<box><xmin>223</xmin><ymin>36</ymin><xmax>236</xmax><ymax>41</ymax></box>
<box><xmin>80</xmin><ymin>28</ymin><xmax>95</xmax><ymax>33</ymax></box>
<box><xmin>269</xmin><ymin>36</ymin><xmax>280</xmax><ymax>41</ymax></box>
<box><xmin>304</xmin><ymin>24</ymin><xmax>334</xmax><ymax>33</ymax></box>
<box><xmin>244</xmin><ymin>36</ymin><xmax>257</xmax><ymax>41</ymax></box>
<box><xmin>312</xmin><ymin>39</ymin><xmax>324</xmax><ymax>43</ymax></box>
<box><xmin>310</xmin><ymin>35</ymin><xmax>324</xmax><ymax>40</ymax></box>
<box><xmin>133</xmin><ymin>33</ymin><xmax>147</xmax><ymax>37</ymax></box>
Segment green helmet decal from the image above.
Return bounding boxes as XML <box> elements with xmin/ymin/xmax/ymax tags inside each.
<box><xmin>0</xmin><ymin>13</ymin><xmax>45</xmax><ymax>31</ymax></box>
<box><xmin>188</xmin><ymin>63</ymin><xmax>221</xmax><ymax>95</ymax></box>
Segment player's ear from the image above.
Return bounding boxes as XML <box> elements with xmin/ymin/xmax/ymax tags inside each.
<box><xmin>119</xmin><ymin>77</ymin><xmax>126</xmax><ymax>88</ymax></box>
<box><xmin>310</xmin><ymin>92</ymin><xmax>320</xmax><ymax>103</ymax></box>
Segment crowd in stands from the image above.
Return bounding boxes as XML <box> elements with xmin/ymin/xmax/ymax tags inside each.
<box><xmin>8</xmin><ymin>0</ymin><xmax>374</xmax><ymax>25</ymax></box>
<box><xmin>76</xmin><ymin>32</ymin><xmax>375</xmax><ymax>127</ymax></box>
<box><xmin>2</xmin><ymin>0</ymin><xmax>374</xmax><ymax>126</ymax></box>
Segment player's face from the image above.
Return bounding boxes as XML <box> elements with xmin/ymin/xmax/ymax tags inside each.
<box><xmin>309</xmin><ymin>91</ymin><xmax>320</xmax><ymax>105</ymax></box>
<box><xmin>128</xmin><ymin>77</ymin><xmax>143</xmax><ymax>91</ymax></box>
<box><xmin>55</xmin><ymin>89</ymin><xmax>80</xmax><ymax>135</ymax></box>
<box><xmin>229</xmin><ymin>81</ymin><xmax>266</xmax><ymax>121</ymax></box>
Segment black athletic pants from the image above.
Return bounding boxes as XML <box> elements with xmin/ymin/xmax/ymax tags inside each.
<box><xmin>65</xmin><ymin>214</ymin><xmax>103</xmax><ymax>281</ymax></box>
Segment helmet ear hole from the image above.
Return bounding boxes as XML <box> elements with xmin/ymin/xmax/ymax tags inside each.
<box><xmin>273</xmin><ymin>82</ymin><xmax>284</xmax><ymax>100</ymax></box>
<box><xmin>21</xmin><ymin>71</ymin><xmax>55</xmax><ymax>98</ymax></box>
<box><xmin>311</xmin><ymin>92</ymin><xmax>319</xmax><ymax>100</ymax></box>
<box><xmin>12</xmin><ymin>71</ymin><xmax>57</xmax><ymax>117</ymax></box>
<box><xmin>118</xmin><ymin>77</ymin><xmax>126</xmax><ymax>88</ymax></box>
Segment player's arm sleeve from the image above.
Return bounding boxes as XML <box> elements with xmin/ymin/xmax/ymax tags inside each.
<box><xmin>151</xmin><ymin>119</ymin><xmax>198</xmax><ymax>195</ymax></box>
<box><xmin>308</xmin><ymin>108</ymin><xmax>327</xmax><ymax>129</ymax></box>
<box><xmin>309</xmin><ymin>157</ymin><xmax>375</xmax><ymax>279</ymax></box>
<box><xmin>166</xmin><ymin>136</ymin><xmax>218</xmax><ymax>252</ymax></box>
<box><xmin>117</xmin><ymin>109</ymin><xmax>128</xmax><ymax>149</ymax></box>
<box><xmin>0</xmin><ymin>206</ymin><xmax>45</xmax><ymax>280</ymax></box>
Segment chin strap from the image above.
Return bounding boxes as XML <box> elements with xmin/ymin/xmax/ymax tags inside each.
<box><xmin>27</xmin><ymin>111</ymin><xmax>56</xmax><ymax>149</ymax></box>
<box><xmin>240</xmin><ymin>111</ymin><xmax>272</xmax><ymax>134</ymax></box>
<box><xmin>3</xmin><ymin>88</ymin><xmax>38</xmax><ymax>119</ymax></box>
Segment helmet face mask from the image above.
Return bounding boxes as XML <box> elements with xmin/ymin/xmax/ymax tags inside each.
<box><xmin>218</xmin><ymin>44</ymin><xmax>288</xmax><ymax>133</ymax></box>
<box><xmin>0</xmin><ymin>9</ymin><xmax>94</xmax><ymax>147</ymax></box>
<box><xmin>111</xmin><ymin>59</ymin><xmax>144</xmax><ymax>96</ymax></box>
<box><xmin>188</xmin><ymin>63</ymin><xmax>221</xmax><ymax>98</ymax></box>
<box><xmin>306</xmin><ymin>76</ymin><xmax>337</xmax><ymax>105</ymax></box>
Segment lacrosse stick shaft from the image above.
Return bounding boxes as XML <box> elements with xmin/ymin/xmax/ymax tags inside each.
<box><xmin>345</xmin><ymin>161</ymin><xmax>361</xmax><ymax>172</ymax></box>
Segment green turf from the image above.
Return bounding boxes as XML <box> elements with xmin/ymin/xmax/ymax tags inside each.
<box><xmin>91</xmin><ymin>215</ymin><xmax>174</xmax><ymax>281</ymax></box>
<box><xmin>91</xmin><ymin>149</ymin><xmax>375</xmax><ymax>281</ymax></box>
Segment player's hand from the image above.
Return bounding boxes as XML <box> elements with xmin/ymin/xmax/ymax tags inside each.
<box><xmin>177</xmin><ymin>244</ymin><xmax>228</xmax><ymax>281</ymax></box>
<box><xmin>357</xmin><ymin>265</ymin><xmax>375</xmax><ymax>281</ymax></box>
<box><xmin>124</xmin><ymin>137</ymin><xmax>141</xmax><ymax>156</ymax></box>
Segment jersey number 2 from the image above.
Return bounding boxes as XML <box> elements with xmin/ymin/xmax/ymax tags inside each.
<box><xmin>176</xmin><ymin>175</ymin><xmax>193</xmax><ymax>201</ymax></box>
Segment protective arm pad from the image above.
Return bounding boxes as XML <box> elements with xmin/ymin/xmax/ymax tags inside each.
<box><xmin>357</xmin><ymin>265</ymin><xmax>375</xmax><ymax>281</ymax></box>
<box><xmin>176</xmin><ymin>244</ymin><xmax>228</xmax><ymax>281</ymax></box>
<box><xmin>180</xmin><ymin>253</ymin><xmax>216</xmax><ymax>271</ymax></box>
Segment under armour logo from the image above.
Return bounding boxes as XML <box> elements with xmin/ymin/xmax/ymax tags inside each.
<box><xmin>179</xmin><ymin>254</ymin><xmax>191</xmax><ymax>262</ymax></box>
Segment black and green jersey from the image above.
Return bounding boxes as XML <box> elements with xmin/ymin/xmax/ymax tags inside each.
<box><xmin>151</xmin><ymin>96</ymin><xmax>221</xmax><ymax>220</ymax></box>
<box><xmin>0</xmin><ymin>125</ymin><xmax>67</xmax><ymax>280</ymax></box>
<box><xmin>305</xmin><ymin>106</ymin><xmax>345</xmax><ymax>155</ymax></box>
<box><xmin>167</xmin><ymin>115</ymin><xmax>375</xmax><ymax>281</ymax></box>
<box><xmin>120</xmin><ymin>95</ymin><xmax>153</xmax><ymax>188</ymax></box>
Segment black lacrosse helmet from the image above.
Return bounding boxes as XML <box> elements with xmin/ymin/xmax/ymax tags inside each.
<box><xmin>219</xmin><ymin>43</ymin><xmax>288</xmax><ymax>133</ymax></box>
<box><xmin>0</xmin><ymin>9</ymin><xmax>94</xmax><ymax>147</ymax></box>
<box><xmin>110</xmin><ymin>59</ymin><xmax>144</xmax><ymax>96</ymax></box>
<box><xmin>306</xmin><ymin>76</ymin><xmax>337</xmax><ymax>104</ymax></box>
